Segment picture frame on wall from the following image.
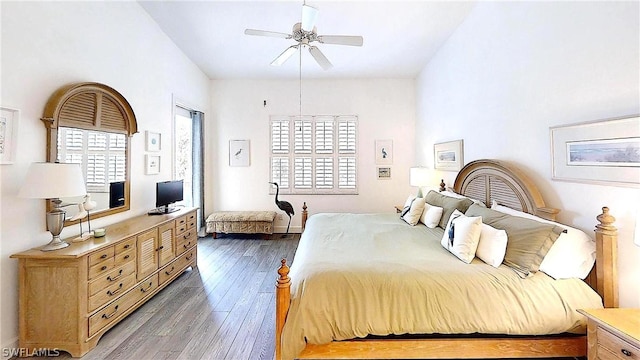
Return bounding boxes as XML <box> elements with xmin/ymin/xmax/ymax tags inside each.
<box><xmin>377</xmin><ymin>167</ymin><xmax>391</xmax><ymax>180</ymax></box>
<box><xmin>146</xmin><ymin>131</ymin><xmax>161</xmax><ymax>152</ymax></box>
<box><xmin>145</xmin><ymin>154</ymin><xmax>161</xmax><ymax>175</ymax></box>
<box><xmin>550</xmin><ymin>115</ymin><xmax>640</xmax><ymax>187</ymax></box>
<box><xmin>229</xmin><ymin>139</ymin><xmax>250</xmax><ymax>167</ymax></box>
<box><xmin>375</xmin><ymin>139</ymin><xmax>393</xmax><ymax>165</ymax></box>
<box><xmin>434</xmin><ymin>139</ymin><xmax>464</xmax><ymax>171</ymax></box>
<box><xmin>0</xmin><ymin>107</ymin><xmax>19</xmax><ymax>164</ymax></box>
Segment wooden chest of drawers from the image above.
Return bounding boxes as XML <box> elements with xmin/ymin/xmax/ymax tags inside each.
<box><xmin>579</xmin><ymin>308</ymin><xmax>640</xmax><ymax>360</ymax></box>
<box><xmin>10</xmin><ymin>207</ymin><xmax>198</xmax><ymax>357</ymax></box>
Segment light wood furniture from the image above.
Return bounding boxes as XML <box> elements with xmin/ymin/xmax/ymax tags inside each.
<box><xmin>277</xmin><ymin>159</ymin><xmax>618</xmax><ymax>360</ymax></box>
<box><xmin>579</xmin><ymin>308</ymin><xmax>640</xmax><ymax>360</ymax></box>
<box><xmin>205</xmin><ymin>210</ymin><xmax>276</xmax><ymax>239</ymax></box>
<box><xmin>10</xmin><ymin>207</ymin><xmax>197</xmax><ymax>357</ymax></box>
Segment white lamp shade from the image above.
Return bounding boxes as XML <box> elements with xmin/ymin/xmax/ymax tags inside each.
<box><xmin>18</xmin><ymin>163</ymin><xmax>87</xmax><ymax>199</ymax></box>
<box><xmin>410</xmin><ymin>167</ymin><xmax>431</xmax><ymax>187</ymax></box>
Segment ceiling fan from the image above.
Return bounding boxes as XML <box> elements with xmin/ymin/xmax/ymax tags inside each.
<box><xmin>244</xmin><ymin>3</ymin><xmax>363</xmax><ymax>70</ymax></box>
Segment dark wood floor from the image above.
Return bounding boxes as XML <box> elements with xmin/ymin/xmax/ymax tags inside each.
<box><xmin>19</xmin><ymin>233</ymin><xmax>582</xmax><ymax>360</ymax></box>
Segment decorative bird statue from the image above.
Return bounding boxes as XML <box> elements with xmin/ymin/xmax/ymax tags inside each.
<box><xmin>83</xmin><ymin>194</ymin><xmax>97</xmax><ymax>235</ymax></box>
<box><xmin>269</xmin><ymin>182</ymin><xmax>295</xmax><ymax>234</ymax></box>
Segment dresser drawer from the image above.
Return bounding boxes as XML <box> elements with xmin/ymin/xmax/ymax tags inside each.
<box><xmin>88</xmin><ymin>257</ymin><xmax>115</xmax><ymax>280</ymax></box>
<box><xmin>176</xmin><ymin>235</ymin><xmax>196</xmax><ymax>256</ymax></box>
<box><xmin>176</xmin><ymin>215</ymin><xmax>187</xmax><ymax>230</ymax></box>
<box><xmin>159</xmin><ymin>248</ymin><xmax>196</xmax><ymax>286</ymax></box>
<box><xmin>88</xmin><ymin>272</ymin><xmax>136</xmax><ymax>312</ymax></box>
<box><xmin>89</xmin><ymin>274</ymin><xmax>159</xmax><ymax>337</ymax></box>
<box><xmin>88</xmin><ymin>261</ymin><xmax>136</xmax><ymax>295</ymax></box>
<box><xmin>88</xmin><ymin>247</ymin><xmax>115</xmax><ymax>267</ymax></box>
<box><xmin>115</xmin><ymin>248</ymin><xmax>136</xmax><ymax>266</ymax></box>
<box><xmin>598</xmin><ymin>327</ymin><xmax>640</xmax><ymax>360</ymax></box>
<box><xmin>115</xmin><ymin>237</ymin><xmax>135</xmax><ymax>254</ymax></box>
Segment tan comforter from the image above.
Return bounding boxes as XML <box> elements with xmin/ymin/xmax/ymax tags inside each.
<box><xmin>282</xmin><ymin>213</ymin><xmax>603</xmax><ymax>360</ymax></box>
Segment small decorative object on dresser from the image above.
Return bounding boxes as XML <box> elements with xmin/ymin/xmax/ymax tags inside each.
<box><xmin>578</xmin><ymin>308</ymin><xmax>640</xmax><ymax>360</ymax></box>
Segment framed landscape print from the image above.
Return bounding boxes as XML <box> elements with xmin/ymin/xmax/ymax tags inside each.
<box><xmin>377</xmin><ymin>167</ymin><xmax>391</xmax><ymax>180</ymax></box>
<box><xmin>550</xmin><ymin>115</ymin><xmax>639</xmax><ymax>187</ymax></box>
<box><xmin>434</xmin><ymin>140</ymin><xmax>464</xmax><ymax>171</ymax></box>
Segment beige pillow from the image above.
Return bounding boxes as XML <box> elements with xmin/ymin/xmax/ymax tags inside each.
<box><xmin>401</xmin><ymin>197</ymin><xmax>426</xmax><ymax>226</ymax></box>
<box><xmin>440</xmin><ymin>210</ymin><xmax>483</xmax><ymax>263</ymax></box>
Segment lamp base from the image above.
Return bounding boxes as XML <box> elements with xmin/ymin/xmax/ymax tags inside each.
<box><xmin>41</xmin><ymin>237</ymin><xmax>70</xmax><ymax>252</ymax></box>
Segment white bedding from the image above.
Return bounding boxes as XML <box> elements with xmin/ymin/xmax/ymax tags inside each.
<box><xmin>282</xmin><ymin>213</ymin><xmax>603</xmax><ymax>360</ymax></box>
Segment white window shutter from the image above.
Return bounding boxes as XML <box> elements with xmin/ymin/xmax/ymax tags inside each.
<box><xmin>294</xmin><ymin>118</ymin><xmax>312</xmax><ymax>154</ymax></box>
<box><xmin>271</xmin><ymin>119</ymin><xmax>290</xmax><ymax>154</ymax></box>
<box><xmin>109</xmin><ymin>155</ymin><xmax>126</xmax><ymax>182</ymax></box>
<box><xmin>338</xmin><ymin>157</ymin><xmax>357</xmax><ymax>189</ymax></box>
<box><xmin>271</xmin><ymin>157</ymin><xmax>290</xmax><ymax>189</ymax></box>
<box><xmin>87</xmin><ymin>154</ymin><xmax>106</xmax><ymax>189</ymax></box>
<box><xmin>294</xmin><ymin>157</ymin><xmax>312</xmax><ymax>189</ymax></box>
<box><xmin>338</xmin><ymin>117</ymin><xmax>357</xmax><ymax>154</ymax></box>
<box><xmin>315</xmin><ymin>118</ymin><xmax>334</xmax><ymax>154</ymax></box>
<box><xmin>315</xmin><ymin>157</ymin><xmax>333</xmax><ymax>189</ymax></box>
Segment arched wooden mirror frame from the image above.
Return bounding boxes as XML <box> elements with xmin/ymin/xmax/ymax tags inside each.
<box><xmin>41</xmin><ymin>82</ymin><xmax>138</xmax><ymax>225</ymax></box>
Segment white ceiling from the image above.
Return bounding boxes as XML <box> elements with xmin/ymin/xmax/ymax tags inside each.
<box><xmin>138</xmin><ymin>1</ymin><xmax>476</xmax><ymax>80</ymax></box>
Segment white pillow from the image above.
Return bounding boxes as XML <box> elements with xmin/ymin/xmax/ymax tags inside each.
<box><xmin>476</xmin><ymin>223</ymin><xmax>508</xmax><ymax>267</ymax></box>
<box><xmin>420</xmin><ymin>203</ymin><xmax>443</xmax><ymax>228</ymax></box>
<box><xmin>402</xmin><ymin>197</ymin><xmax>426</xmax><ymax>226</ymax></box>
<box><xmin>491</xmin><ymin>201</ymin><xmax>595</xmax><ymax>279</ymax></box>
<box><xmin>440</xmin><ymin>210</ymin><xmax>483</xmax><ymax>263</ymax></box>
<box><xmin>442</xmin><ymin>190</ymin><xmax>486</xmax><ymax>207</ymax></box>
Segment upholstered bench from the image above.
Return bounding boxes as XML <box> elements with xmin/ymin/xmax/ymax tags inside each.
<box><xmin>206</xmin><ymin>211</ymin><xmax>277</xmax><ymax>239</ymax></box>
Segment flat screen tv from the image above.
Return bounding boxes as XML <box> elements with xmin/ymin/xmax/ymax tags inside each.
<box><xmin>109</xmin><ymin>181</ymin><xmax>125</xmax><ymax>208</ymax></box>
<box><xmin>154</xmin><ymin>179</ymin><xmax>184</xmax><ymax>214</ymax></box>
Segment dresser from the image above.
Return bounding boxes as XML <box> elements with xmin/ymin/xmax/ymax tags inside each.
<box><xmin>10</xmin><ymin>207</ymin><xmax>198</xmax><ymax>357</ymax></box>
<box><xmin>579</xmin><ymin>308</ymin><xmax>640</xmax><ymax>360</ymax></box>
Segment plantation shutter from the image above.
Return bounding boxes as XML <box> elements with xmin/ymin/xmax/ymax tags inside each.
<box><xmin>271</xmin><ymin>157</ymin><xmax>290</xmax><ymax>189</ymax></box>
<box><xmin>315</xmin><ymin>118</ymin><xmax>334</xmax><ymax>154</ymax></box>
<box><xmin>294</xmin><ymin>157</ymin><xmax>312</xmax><ymax>189</ymax></box>
<box><xmin>339</xmin><ymin>157</ymin><xmax>357</xmax><ymax>189</ymax></box>
<box><xmin>315</xmin><ymin>157</ymin><xmax>333</xmax><ymax>189</ymax></box>
<box><xmin>271</xmin><ymin>119</ymin><xmax>290</xmax><ymax>154</ymax></box>
<box><xmin>86</xmin><ymin>154</ymin><xmax>106</xmax><ymax>189</ymax></box>
<box><xmin>338</xmin><ymin>117</ymin><xmax>357</xmax><ymax>154</ymax></box>
<box><xmin>294</xmin><ymin>118</ymin><xmax>312</xmax><ymax>154</ymax></box>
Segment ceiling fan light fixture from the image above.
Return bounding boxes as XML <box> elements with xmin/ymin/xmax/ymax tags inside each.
<box><xmin>301</xmin><ymin>4</ymin><xmax>318</xmax><ymax>32</ymax></box>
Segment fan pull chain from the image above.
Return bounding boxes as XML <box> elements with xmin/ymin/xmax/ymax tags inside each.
<box><xmin>299</xmin><ymin>44</ymin><xmax>302</xmax><ymax>119</ymax></box>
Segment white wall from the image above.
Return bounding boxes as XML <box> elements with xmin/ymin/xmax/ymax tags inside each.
<box><xmin>210</xmin><ymin>79</ymin><xmax>416</xmax><ymax>231</ymax></box>
<box><xmin>416</xmin><ymin>1</ymin><xmax>640</xmax><ymax>307</ymax></box>
<box><xmin>0</xmin><ymin>1</ymin><xmax>210</xmax><ymax>353</ymax></box>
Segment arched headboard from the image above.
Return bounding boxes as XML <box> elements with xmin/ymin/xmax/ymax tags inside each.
<box><xmin>452</xmin><ymin>159</ymin><xmax>559</xmax><ymax>221</ymax></box>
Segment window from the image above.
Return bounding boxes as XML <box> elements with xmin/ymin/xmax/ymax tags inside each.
<box><xmin>57</xmin><ymin>127</ymin><xmax>126</xmax><ymax>193</ymax></box>
<box><xmin>270</xmin><ymin>115</ymin><xmax>358</xmax><ymax>194</ymax></box>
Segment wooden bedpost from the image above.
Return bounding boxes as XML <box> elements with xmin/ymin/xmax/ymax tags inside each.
<box><xmin>275</xmin><ymin>258</ymin><xmax>291</xmax><ymax>360</ymax></box>
<box><xmin>301</xmin><ymin>202</ymin><xmax>308</xmax><ymax>233</ymax></box>
<box><xmin>594</xmin><ymin>207</ymin><xmax>618</xmax><ymax>308</ymax></box>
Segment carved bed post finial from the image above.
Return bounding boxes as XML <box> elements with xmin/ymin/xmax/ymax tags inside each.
<box><xmin>301</xmin><ymin>202</ymin><xmax>308</xmax><ymax>233</ymax></box>
<box><xmin>439</xmin><ymin>179</ymin><xmax>446</xmax><ymax>192</ymax></box>
<box><xmin>275</xmin><ymin>258</ymin><xmax>291</xmax><ymax>360</ymax></box>
<box><xmin>595</xmin><ymin>206</ymin><xmax>618</xmax><ymax>308</ymax></box>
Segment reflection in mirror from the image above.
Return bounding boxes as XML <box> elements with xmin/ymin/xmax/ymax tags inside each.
<box><xmin>57</xmin><ymin>127</ymin><xmax>128</xmax><ymax>218</ymax></box>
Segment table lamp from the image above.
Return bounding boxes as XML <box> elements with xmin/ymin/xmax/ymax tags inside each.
<box><xmin>18</xmin><ymin>163</ymin><xmax>87</xmax><ymax>251</ymax></box>
<box><xmin>410</xmin><ymin>167</ymin><xmax>431</xmax><ymax>198</ymax></box>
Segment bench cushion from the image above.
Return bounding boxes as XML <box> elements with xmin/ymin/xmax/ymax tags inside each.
<box><xmin>206</xmin><ymin>211</ymin><xmax>277</xmax><ymax>235</ymax></box>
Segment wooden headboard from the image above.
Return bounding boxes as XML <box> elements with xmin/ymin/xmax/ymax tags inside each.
<box><xmin>451</xmin><ymin>159</ymin><xmax>618</xmax><ymax>308</ymax></box>
<box><xmin>453</xmin><ymin>159</ymin><xmax>559</xmax><ymax>221</ymax></box>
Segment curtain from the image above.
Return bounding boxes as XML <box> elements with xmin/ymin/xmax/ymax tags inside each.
<box><xmin>191</xmin><ymin>110</ymin><xmax>205</xmax><ymax>236</ymax></box>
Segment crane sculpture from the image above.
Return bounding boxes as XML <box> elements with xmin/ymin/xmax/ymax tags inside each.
<box><xmin>269</xmin><ymin>182</ymin><xmax>295</xmax><ymax>234</ymax></box>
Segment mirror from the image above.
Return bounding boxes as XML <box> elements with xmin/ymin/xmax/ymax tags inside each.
<box><xmin>42</xmin><ymin>82</ymin><xmax>137</xmax><ymax>226</ymax></box>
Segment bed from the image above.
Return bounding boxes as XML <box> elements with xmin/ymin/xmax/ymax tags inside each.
<box><xmin>275</xmin><ymin>159</ymin><xmax>618</xmax><ymax>360</ymax></box>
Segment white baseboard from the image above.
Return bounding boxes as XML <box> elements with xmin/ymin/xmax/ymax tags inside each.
<box><xmin>273</xmin><ymin>225</ymin><xmax>301</xmax><ymax>234</ymax></box>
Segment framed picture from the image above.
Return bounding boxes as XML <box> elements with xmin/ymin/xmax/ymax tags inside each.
<box><xmin>145</xmin><ymin>154</ymin><xmax>161</xmax><ymax>175</ymax></box>
<box><xmin>0</xmin><ymin>107</ymin><xmax>19</xmax><ymax>164</ymax></box>
<box><xmin>434</xmin><ymin>139</ymin><xmax>464</xmax><ymax>171</ymax></box>
<box><xmin>550</xmin><ymin>115</ymin><xmax>640</xmax><ymax>187</ymax></box>
<box><xmin>377</xmin><ymin>167</ymin><xmax>391</xmax><ymax>180</ymax></box>
<box><xmin>146</xmin><ymin>131</ymin><xmax>161</xmax><ymax>152</ymax></box>
<box><xmin>229</xmin><ymin>139</ymin><xmax>250</xmax><ymax>167</ymax></box>
<box><xmin>375</xmin><ymin>139</ymin><xmax>393</xmax><ymax>165</ymax></box>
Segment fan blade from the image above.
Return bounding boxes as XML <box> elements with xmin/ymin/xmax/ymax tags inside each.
<box><xmin>271</xmin><ymin>45</ymin><xmax>299</xmax><ymax>66</ymax></box>
<box><xmin>308</xmin><ymin>46</ymin><xmax>333</xmax><ymax>70</ymax></box>
<box><xmin>245</xmin><ymin>29</ymin><xmax>292</xmax><ymax>39</ymax></box>
<box><xmin>301</xmin><ymin>4</ymin><xmax>318</xmax><ymax>31</ymax></box>
<box><xmin>318</xmin><ymin>35</ymin><xmax>363</xmax><ymax>47</ymax></box>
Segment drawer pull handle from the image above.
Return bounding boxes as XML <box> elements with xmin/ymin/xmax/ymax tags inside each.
<box><xmin>101</xmin><ymin>305</ymin><xmax>119</xmax><ymax>319</ymax></box>
<box><xmin>123</xmin><ymin>255</ymin><xmax>130</xmax><ymax>260</ymax></box>
<box><xmin>186</xmin><ymin>253</ymin><xmax>194</xmax><ymax>261</ymax></box>
<box><xmin>165</xmin><ymin>266</ymin><xmax>175</xmax><ymax>275</ymax></box>
<box><xmin>100</xmin><ymin>254</ymin><xmax>108</xmax><ymax>259</ymax></box>
<box><xmin>156</xmin><ymin>246</ymin><xmax>164</xmax><ymax>251</ymax></box>
<box><xmin>183</xmin><ymin>234</ymin><xmax>189</xmax><ymax>239</ymax></box>
<box><xmin>621</xmin><ymin>349</ymin><xmax>632</xmax><ymax>357</ymax></box>
<box><xmin>183</xmin><ymin>243</ymin><xmax>191</xmax><ymax>249</ymax></box>
<box><xmin>101</xmin><ymin>265</ymin><xmax>108</xmax><ymax>271</ymax></box>
<box><xmin>107</xmin><ymin>283</ymin><xmax>123</xmax><ymax>296</ymax></box>
<box><xmin>124</xmin><ymin>244</ymin><xmax>130</xmax><ymax>249</ymax></box>
<box><xmin>140</xmin><ymin>282</ymin><xmax>153</xmax><ymax>293</ymax></box>
<box><xmin>107</xmin><ymin>269</ymin><xmax>123</xmax><ymax>281</ymax></box>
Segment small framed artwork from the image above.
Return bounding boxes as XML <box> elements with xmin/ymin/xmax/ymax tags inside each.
<box><xmin>434</xmin><ymin>139</ymin><xmax>464</xmax><ymax>171</ymax></box>
<box><xmin>551</xmin><ymin>115</ymin><xmax>640</xmax><ymax>187</ymax></box>
<box><xmin>146</xmin><ymin>131</ymin><xmax>161</xmax><ymax>152</ymax></box>
<box><xmin>229</xmin><ymin>139</ymin><xmax>250</xmax><ymax>167</ymax></box>
<box><xmin>377</xmin><ymin>167</ymin><xmax>391</xmax><ymax>180</ymax></box>
<box><xmin>0</xmin><ymin>107</ymin><xmax>20</xmax><ymax>164</ymax></box>
<box><xmin>375</xmin><ymin>139</ymin><xmax>393</xmax><ymax>165</ymax></box>
<box><xmin>145</xmin><ymin>154</ymin><xmax>161</xmax><ymax>175</ymax></box>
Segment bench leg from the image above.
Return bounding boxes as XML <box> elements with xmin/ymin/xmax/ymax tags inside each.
<box><xmin>212</xmin><ymin>232</ymin><xmax>217</xmax><ymax>239</ymax></box>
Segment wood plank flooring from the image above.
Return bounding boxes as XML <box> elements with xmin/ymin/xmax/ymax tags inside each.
<box><xmin>19</xmin><ymin>234</ymin><xmax>582</xmax><ymax>360</ymax></box>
